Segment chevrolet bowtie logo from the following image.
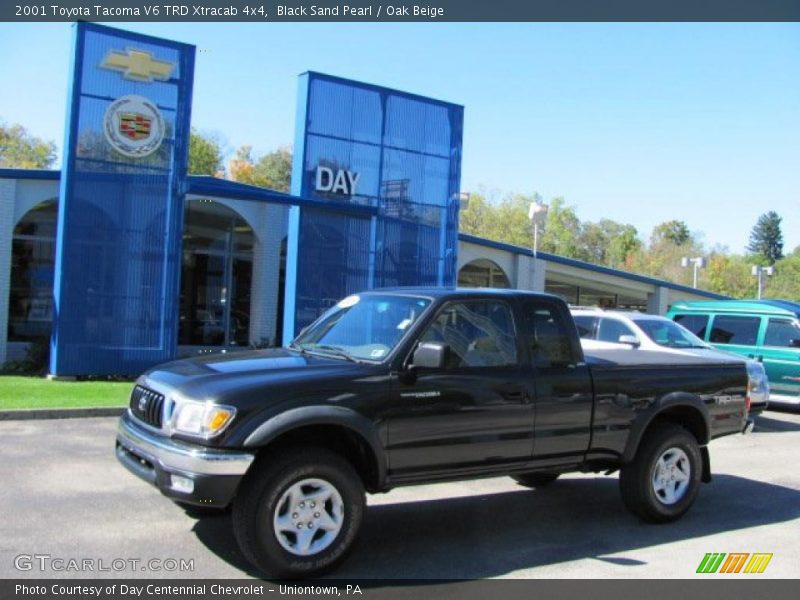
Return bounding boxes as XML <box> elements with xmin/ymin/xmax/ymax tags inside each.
<box><xmin>100</xmin><ymin>48</ymin><xmax>175</xmax><ymax>83</ymax></box>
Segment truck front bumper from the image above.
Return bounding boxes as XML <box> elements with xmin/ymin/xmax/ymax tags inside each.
<box><xmin>115</xmin><ymin>411</ymin><xmax>255</xmax><ymax>508</ymax></box>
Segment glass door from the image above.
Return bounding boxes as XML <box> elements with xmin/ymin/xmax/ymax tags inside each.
<box><xmin>179</xmin><ymin>201</ymin><xmax>254</xmax><ymax>347</ymax></box>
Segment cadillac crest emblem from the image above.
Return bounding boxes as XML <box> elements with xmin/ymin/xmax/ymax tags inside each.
<box><xmin>103</xmin><ymin>95</ymin><xmax>165</xmax><ymax>158</ymax></box>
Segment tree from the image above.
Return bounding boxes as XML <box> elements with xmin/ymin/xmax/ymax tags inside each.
<box><xmin>578</xmin><ymin>219</ymin><xmax>642</xmax><ymax>267</ymax></box>
<box><xmin>492</xmin><ymin>193</ymin><xmax>538</xmax><ymax>248</ymax></box>
<box><xmin>0</xmin><ymin>120</ymin><xmax>56</xmax><ymax>168</ymax></box>
<box><xmin>767</xmin><ymin>248</ymin><xmax>800</xmax><ymax>302</ymax></box>
<box><xmin>747</xmin><ymin>211</ymin><xmax>784</xmax><ymax>265</ymax></box>
<box><xmin>459</xmin><ymin>192</ymin><xmax>495</xmax><ymax>238</ymax></box>
<box><xmin>539</xmin><ymin>197</ymin><xmax>582</xmax><ymax>258</ymax></box>
<box><xmin>651</xmin><ymin>220</ymin><xmax>691</xmax><ymax>246</ymax></box>
<box><xmin>229</xmin><ymin>145</ymin><xmax>292</xmax><ymax>192</ymax></box>
<box><xmin>255</xmin><ymin>146</ymin><xmax>292</xmax><ymax>192</ymax></box>
<box><xmin>705</xmin><ymin>252</ymin><xmax>758</xmax><ymax>298</ymax></box>
<box><xmin>188</xmin><ymin>129</ymin><xmax>224</xmax><ymax>176</ymax></box>
<box><xmin>228</xmin><ymin>145</ymin><xmax>256</xmax><ymax>183</ymax></box>
<box><xmin>606</xmin><ymin>224</ymin><xmax>642</xmax><ymax>268</ymax></box>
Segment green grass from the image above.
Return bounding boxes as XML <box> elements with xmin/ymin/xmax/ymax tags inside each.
<box><xmin>0</xmin><ymin>376</ymin><xmax>133</xmax><ymax>410</ymax></box>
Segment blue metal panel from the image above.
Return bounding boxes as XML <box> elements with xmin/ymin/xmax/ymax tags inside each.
<box><xmin>50</xmin><ymin>23</ymin><xmax>194</xmax><ymax>376</ymax></box>
<box><xmin>283</xmin><ymin>72</ymin><xmax>464</xmax><ymax>342</ymax></box>
<box><xmin>0</xmin><ymin>169</ymin><xmax>60</xmax><ymax>181</ymax></box>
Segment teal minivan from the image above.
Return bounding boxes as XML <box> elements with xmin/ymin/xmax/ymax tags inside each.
<box><xmin>667</xmin><ymin>300</ymin><xmax>800</xmax><ymax>407</ymax></box>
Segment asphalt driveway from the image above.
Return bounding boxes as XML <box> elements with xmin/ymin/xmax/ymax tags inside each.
<box><xmin>1</xmin><ymin>410</ymin><xmax>799</xmax><ymax>579</ymax></box>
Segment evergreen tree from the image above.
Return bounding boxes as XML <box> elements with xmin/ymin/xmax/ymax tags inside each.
<box><xmin>747</xmin><ymin>211</ymin><xmax>784</xmax><ymax>265</ymax></box>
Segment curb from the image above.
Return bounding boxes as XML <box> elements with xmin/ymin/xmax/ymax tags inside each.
<box><xmin>0</xmin><ymin>407</ymin><xmax>126</xmax><ymax>421</ymax></box>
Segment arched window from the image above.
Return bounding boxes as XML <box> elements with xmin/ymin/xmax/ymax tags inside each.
<box><xmin>9</xmin><ymin>201</ymin><xmax>57</xmax><ymax>342</ymax></box>
<box><xmin>458</xmin><ymin>259</ymin><xmax>511</xmax><ymax>289</ymax></box>
<box><xmin>179</xmin><ymin>200</ymin><xmax>255</xmax><ymax>346</ymax></box>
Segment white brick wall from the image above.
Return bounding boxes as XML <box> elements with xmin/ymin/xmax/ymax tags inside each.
<box><xmin>0</xmin><ymin>178</ymin><xmax>17</xmax><ymax>366</ymax></box>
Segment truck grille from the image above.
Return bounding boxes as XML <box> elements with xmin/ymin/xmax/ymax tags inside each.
<box><xmin>130</xmin><ymin>385</ymin><xmax>165</xmax><ymax>428</ymax></box>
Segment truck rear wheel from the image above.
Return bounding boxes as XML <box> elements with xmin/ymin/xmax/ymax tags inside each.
<box><xmin>233</xmin><ymin>448</ymin><xmax>365</xmax><ymax>578</ymax></box>
<box><xmin>620</xmin><ymin>422</ymin><xmax>702</xmax><ymax>523</ymax></box>
<box><xmin>512</xmin><ymin>472</ymin><xmax>560</xmax><ymax>488</ymax></box>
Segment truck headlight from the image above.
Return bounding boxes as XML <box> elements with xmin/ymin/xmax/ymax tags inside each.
<box><xmin>170</xmin><ymin>398</ymin><xmax>236</xmax><ymax>438</ymax></box>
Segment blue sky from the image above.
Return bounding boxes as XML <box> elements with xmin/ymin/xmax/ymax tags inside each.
<box><xmin>1</xmin><ymin>22</ymin><xmax>798</xmax><ymax>254</ymax></box>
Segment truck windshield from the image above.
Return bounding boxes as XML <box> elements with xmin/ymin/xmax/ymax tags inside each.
<box><xmin>633</xmin><ymin>318</ymin><xmax>709</xmax><ymax>349</ymax></box>
<box><xmin>292</xmin><ymin>294</ymin><xmax>432</xmax><ymax>362</ymax></box>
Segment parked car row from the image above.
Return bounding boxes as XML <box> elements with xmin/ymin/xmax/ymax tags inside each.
<box><xmin>570</xmin><ymin>298</ymin><xmax>800</xmax><ymax>413</ymax></box>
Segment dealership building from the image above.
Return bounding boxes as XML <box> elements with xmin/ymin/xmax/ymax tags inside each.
<box><xmin>0</xmin><ymin>23</ymin><xmax>724</xmax><ymax>375</ymax></box>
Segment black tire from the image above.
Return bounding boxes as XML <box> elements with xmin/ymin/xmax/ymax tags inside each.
<box><xmin>233</xmin><ymin>447</ymin><xmax>365</xmax><ymax>578</ymax></box>
<box><xmin>512</xmin><ymin>472</ymin><xmax>560</xmax><ymax>488</ymax></box>
<box><xmin>619</xmin><ymin>422</ymin><xmax>702</xmax><ymax>523</ymax></box>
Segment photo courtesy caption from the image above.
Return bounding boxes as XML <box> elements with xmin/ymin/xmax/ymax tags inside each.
<box><xmin>15</xmin><ymin>584</ymin><xmax>364</xmax><ymax>596</ymax></box>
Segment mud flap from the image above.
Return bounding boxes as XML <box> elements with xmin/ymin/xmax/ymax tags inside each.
<box><xmin>701</xmin><ymin>446</ymin><xmax>712</xmax><ymax>483</ymax></box>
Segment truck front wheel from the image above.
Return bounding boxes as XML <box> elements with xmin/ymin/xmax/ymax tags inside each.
<box><xmin>233</xmin><ymin>448</ymin><xmax>365</xmax><ymax>578</ymax></box>
<box><xmin>619</xmin><ymin>423</ymin><xmax>702</xmax><ymax>523</ymax></box>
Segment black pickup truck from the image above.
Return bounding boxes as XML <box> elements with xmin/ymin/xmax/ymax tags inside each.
<box><xmin>116</xmin><ymin>288</ymin><xmax>755</xmax><ymax>577</ymax></box>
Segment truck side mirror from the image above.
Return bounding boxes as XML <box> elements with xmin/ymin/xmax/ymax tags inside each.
<box><xmin>618</xmin><ymin>335</ymin><xmax>640</xmax><ymax>348</ymax></box>
<box><xmin>411</xmin><ymin>342</ymin><xmax>449</xmax><ymax>369</ymax></box>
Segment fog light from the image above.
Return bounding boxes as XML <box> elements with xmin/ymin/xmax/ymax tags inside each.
<box><xmin>170</xmin><ymin>474</ymin><xmax>195</xmax><ymax>493</ymax></box>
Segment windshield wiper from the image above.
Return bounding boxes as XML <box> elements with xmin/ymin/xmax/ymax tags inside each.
<box><xmin>305</xmin><ymin>344</ymin><xmax>359</xmax><ymax>363</ymax></box>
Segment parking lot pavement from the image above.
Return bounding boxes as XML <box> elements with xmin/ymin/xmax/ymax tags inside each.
<box><xmin>1</xmin><ymin>410</ymin><xmax>799</xmax><ymax>580</ymax></box>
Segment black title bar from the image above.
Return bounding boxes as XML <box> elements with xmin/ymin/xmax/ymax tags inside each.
<box><xmin>3</xmin><ymin>0</ymin><xmax>800</xmax><ymax>22</ymax></box>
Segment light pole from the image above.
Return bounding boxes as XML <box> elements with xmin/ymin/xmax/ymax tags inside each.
<box><xmin>528</xmin><ymin>196</ymin><xmax>548</xmax><ymax>257</ymax></box>
<box><xmin>680</xmin><ymin>256</ymin><xmax>705</xmax><ymax>288</ymax></box>
<box><xmin>752</xmin><ymin>265</ymin><xmax>775</xmax><ymax>300</ymax></box>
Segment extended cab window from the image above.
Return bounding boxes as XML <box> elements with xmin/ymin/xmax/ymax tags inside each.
<box><xmin>673</xmin><ymin>314</ymin><xmax>710</xmax><ymax>339</ymax></box>
<box><xmin>709</xmin><ymin>315</ymin><xmax>760</xmax><ymax>345</ymax></box>
<box><xmin>524</xmin><ymin>302</ymin><xmax>574</xmax><ymax>368</ymax></box>
<box><xmin>419</xmin><ymin>300</ymin><xmax>518</xmax><ymax>368</ymax></box>
<box><xmin>764</xmin><ymin>319</ymin><xmax>800</xmax><ymax>347</ymax></box>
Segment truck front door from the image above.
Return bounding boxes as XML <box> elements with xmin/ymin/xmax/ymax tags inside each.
<box><xmin>388</xmin><ymin>299</ymin><xmax>534</xmax><ymax>479</ymax></box>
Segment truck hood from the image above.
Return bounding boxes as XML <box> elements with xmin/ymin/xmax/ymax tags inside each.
<box><xmin>139</xmin><ymin>348</ymin><xmax>372</xmax><ymax>403</ymax></box>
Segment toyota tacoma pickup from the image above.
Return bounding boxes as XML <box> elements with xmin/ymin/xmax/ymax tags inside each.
<box><xmin>116</xmin><ymin>289</ymin><xmax>756</xmax><ymax>577</ymax></box>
